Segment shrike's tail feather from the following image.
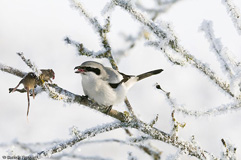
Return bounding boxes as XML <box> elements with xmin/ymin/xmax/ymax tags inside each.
<box><xmin>124</xmin><ymin>69</ymin><xmax>163</xmax><ymax>90</ymax></box>
<box><xmin>137</xmin><ymin>69</ymin><xmax>163</xmax><ymax>81</ymax></box>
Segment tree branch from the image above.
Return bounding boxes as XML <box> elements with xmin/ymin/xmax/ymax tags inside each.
<box><xmin>32</xmin><ymin>122</ymin><xmax>126</xmax><ymax>159</ymax></box>
<box><xmin>70</xmin><ymin>0</ymin><xmax>117</xmax><ymax>70</ymax></box>
<box><xmin>112</xmin><ymin>0</ymin><xmax>237</xmax><ymax>99</ymax></box>
<box><xmin>0</xmin><ymin>62</ymin><xmax>26</xmax><ymax>78</ymax></box>
<box><xmin>200</xmin><ymin>20</ymin><xmax>234</xmax><ymax>78</ymax></box>
<box><xmin>222</xmin><ymin>0</ymin><xmax>241</xmax><ymax>35</ymax></box>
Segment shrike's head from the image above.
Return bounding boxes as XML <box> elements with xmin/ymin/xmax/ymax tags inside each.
<box><xmin>74</xmin><ymin>61</ymin><xmax>106</xmax><ymax>78</ymax></box>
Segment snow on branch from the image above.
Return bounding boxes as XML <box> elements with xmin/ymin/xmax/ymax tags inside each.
<box><xmin>112</xmin><ymin>0</ymin><xmax>167</xmax><ymax>40</ymax></box>
<box><xmin>155</xmin><ymin>84</ymin><xmax>186</xmax><ymax>137</ymax></box>
<box><xmin>69</xmin><ymin>0</ymin><xmax>117</xmax><ymax>70</ymax></box>
<box><xmin>222</xmin><ymin>0</ymin><xmax>241</xmax><ymax>35</ymax></box>
<box><xmin>77</xmin><ymin>138</ymin><xmax>162</xmax><ymax>159</ymax></box>
<box><xmin>64</xmin><ymin>37</ymin><xmax>104</xmax><ymax>57</ymax></box>
<box><xmin>47</xmin><ymin>83</ymin><xmax>126</xmax><ymax>121</ymax></box>
<box><xmin>146</xmin><ymin>40</ymin><xmax>186</xmax><ymax>66</ymax></box>
<box><xmin>30</xmin><ymin>122</ymin><xmax>126</xmax><ymax>159</ymax></box>
<box><xmin>176</xmin><ymin>101</ymin><xmax>241</xmax><ymax>117</ymax></box>
<box><xmin>156</xmin><ymin>82</ymin><xmax>241</xmax><ymax>117</ymax></box>
<box><xmin>70</xmin><ymin>0</ymin><xmax>102</xmax><ymax>32</ymax></box>
<box><xmin>200</xmin><ymin>20</ymin><xmax>241</xmax><ymax>99</ymax></box>
<box><xmin>102</xmin><ymin>1</ymin><xmax>116</xmax><ymax>15</ymax></box>
<box><xmin>221</xmin><ymin>138</ymin><xmax>237</xmax><ymax>159</ymax></box>
<box><xmin>200</xmin><ymin>20</ymin><xmax>234</xmax><ymax>77</ymax></box>
<box><xmin>0</xmin><ymin>62</ymin><xmax>26</xmax><ymax>78</ymax></box>
<box><xmin>112</xmin><ymin>0</ymin><xmax>237</xmax><ymax>99</ymax></box>
<box><xmin>103</xmin><ymin>0</ymin><xmax>180</xmax><ymax>63</ymax></box>
<box><xmin>130</xmin><ymin>120</ymin><xmax>218</xmax><ymax>159</ymax></box>
<box><xmin>13</xmin><ymin>118</ymin><xmax>220</xmax><ymax>160</ymax></box>
<box><xmin>135</xmin><ymin>0</ymin><xmax>180</xmax><ymax>14</ymax></box>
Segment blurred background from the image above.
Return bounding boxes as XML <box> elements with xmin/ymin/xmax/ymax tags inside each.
<box><xmin>0</xmin><ymin>0</ymin><xmax>241</xmax><ymax>159</ymax></box>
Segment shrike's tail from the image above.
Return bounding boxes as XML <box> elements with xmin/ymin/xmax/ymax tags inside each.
<box><xmin>123</xmin><ymin>69</ymin><xmax>163</xmax><ymax>90</ymax></box>
<box><xmin>137</xmin><ymin>69</ymin><xmax>163</xmax><ymax>81</ymax></box>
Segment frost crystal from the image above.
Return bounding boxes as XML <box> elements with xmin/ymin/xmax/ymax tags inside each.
<box><xmin>222</xmin><ymin>0</ymin><xmax>241</xmax><ymax>35</ymax></box>
<box><xmin>69</xmin><ymin>126</ymin><xmax>81</xmax><ymax>138</ymax></box>
<box><xmin>200</xmin><ymin>20</ymin><xmax>235</xmax><ymax>77</ymax></box>
<box><xmin>46</xmin><ymin>149</ymin><xmax>53</xmax><ymax>158</ymax></box>
<box><xmin>230</xmin><ymin>71</ymin><xmax>241</xmax><ymax>99</ymax></box>
<box><xmin>102</xmin><ymin>1</ymin><xmax>116</xmax><ymax>15</ymax></box>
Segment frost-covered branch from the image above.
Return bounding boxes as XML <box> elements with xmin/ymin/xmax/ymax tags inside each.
<box><xmin>77</xmin><ymin>138</ymin><xmax>162</xmax><ymax>159</ymax></box>
<box><xmin>112</xmin><ymin>0</ymin><xmax>237</xmax><ymax>99</ymax></box>
<box><xmin>149</xmin><ymin>114</ymin><xmax>159</xmax><ymax>127</ymax></box>
<box><xmin>146</xmin><ymin>40</ymin><xmax>186</xmax><ymax>66</ymax></box>
<box><xmin>156</xmin><ymin>82</ymin><xmax>241</xmax><ymax>117</ymax></box>
<box><xmin>200</xmin><ymin>20</ymin><xmax>234</xmax><ymax>77</ymax></box>
<box><xmin>112</xmin><ymin>0</ymin><xmax>179</xmax><ymax>62</ymax></box>
<box><xmin>65</xmin><ymin>37</ymin><xmax>104</xmax><ymax>57</ymax></box>
<box><xmin>1</xmin><ymin>132</ymin><xmax>161</xmax><ymax>159</ymax></box>
<box><xmin>0</xmin><ymin>62</ymin><xmax>26</xmax><ymax>78</ymax></box>
<box><xmin>112</xmin><ymin>0</ymin><xmax>167</xmax><ymax>40</ymax></box>
<box><xmin>20</xmin><ymin>118</ymin><xmax>219</xmax><ymax>160</ymax></box>
<box><xmin>221</xmin><ymin>139</ymin><xmax>237</xmax><ymax>159</ymax></box>
<box><xmin>30</xmin><ymin>122</ymin><xmax>126</xmax><ymax>159</ymax></box>
<box><xmin>69</xmin><ymin>0</ymin><xmax>117</xmax><ymax>70</ymax></box>
<box><xmin>155</xmin><ymin>84</ymin><xmax>186</xmax><ymax>136</ymax></box>
<box><xmin>47</xmin><ymin>83</ymin><xmax>126</xmax><ymax>121</ymax></box>
<box><xmin>129</xmin><ymin>120</ymin><xmax>218</xmax><ymax>159</ymax></box>
<box><xmin>222</xmin><ymin>0</ymin><xmax>241</xmax><ymax>35</ymax></box>
<box><xmin>176</xmin><ymin>101</ymin><xmax>241</xmax><ymax>117</ymax></box>
<box><xmin>135</xmin><ymin>0</ymin><xmax>180</xmax><ymax>14</ymax></box>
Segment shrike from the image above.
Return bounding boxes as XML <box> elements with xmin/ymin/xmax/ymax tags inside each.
<box><xmin>75</xmin><ymin>61</ymin><xmax>163</xmax><ymax>109</ymax></box>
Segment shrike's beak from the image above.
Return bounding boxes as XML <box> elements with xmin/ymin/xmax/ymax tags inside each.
<box><xmin>74</xmin><ymin>66</ymin><xmax>85</xmax><ymax>73</ymax></box>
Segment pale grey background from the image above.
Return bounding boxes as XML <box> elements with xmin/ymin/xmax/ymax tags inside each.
<box><xmin>0</xmin><ymin>0</ymin><xmax>241</xmax><ymax>159</ymax></box>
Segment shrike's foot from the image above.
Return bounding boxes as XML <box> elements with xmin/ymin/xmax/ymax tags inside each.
<box><xmin>105</xmin><ymin>105</ymin><xmax>113</xmax><ymax>114</ymax></box>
